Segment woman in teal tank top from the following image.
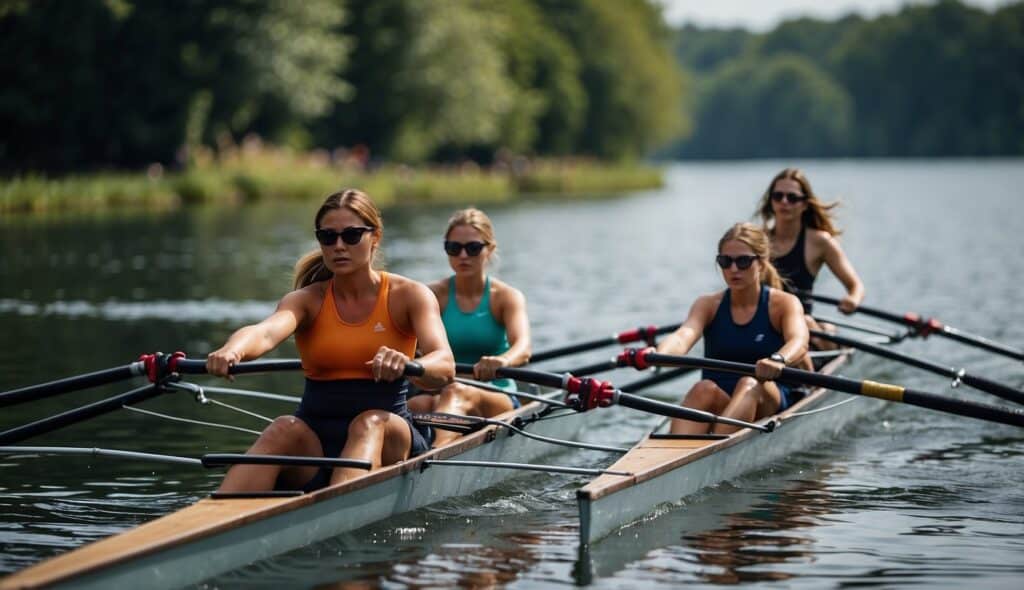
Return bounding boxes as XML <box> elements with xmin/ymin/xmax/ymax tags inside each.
<box><xmin>408</xmin><ymin>208</ymin><xmax>532</xmax><ymax>446</ymax></box>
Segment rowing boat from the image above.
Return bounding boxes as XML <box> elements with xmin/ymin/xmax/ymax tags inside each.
<box><xmin>0</xmin><ymin>384</ymin><xmax>603</xmax><ymax>590</ymax></box>
<box><xmin>577</xmin><ymin>350</ymin><xmax>878</xmax><ymax>545</ymax></box>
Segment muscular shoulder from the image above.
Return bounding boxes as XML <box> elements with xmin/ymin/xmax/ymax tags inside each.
<box><xmin>283</xmin><ymin>281</ymin><xmax>327</xmax><ymax>327</ymax></box>
<box><xmin>425</xmin><ymin>277</ymin><xmax>449</xmax><ymax>302</ymax></box>
<box><xmin>692</xmin><ymin>291</ymin><xmax>723</xmax><ymax>318</ymax></box>
<box><xmin>387</xmin><ymin>272</ymin><xmax>436</xmax><ymax>306</ymax></box>
<box><xmin>806</xmin><ymin>228</ymin><xmax>840</xmax><ymax>250</ymax></box>
<box><xmin>490</xmin><ymin>277</ymin><xmax>526</xmax><ymax>309</ymax></box>
<box><xmin>768</xmin><ymin>287</ymin><xmax>803</xmax><ymax>316</ymax></box>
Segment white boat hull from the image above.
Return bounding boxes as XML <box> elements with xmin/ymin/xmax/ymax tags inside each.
<box><xmin>578</xmin><ymin>355</ymin><xmax>878</xmax><ymax>545</ymax></box>
<box><xmin>2</xmin><ymin>395</ymin><xmax>598</xmax><ymax>590</ymax></box>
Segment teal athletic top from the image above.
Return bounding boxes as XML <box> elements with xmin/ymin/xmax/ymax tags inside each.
<box><xmin>442</xmin><ymin>276</ymin><xmax>518</xmax><ymax>393</ymax></box>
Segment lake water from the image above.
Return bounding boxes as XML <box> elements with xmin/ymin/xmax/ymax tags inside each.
<box><xmin>1</xmin><ymin>160</ymin><xmax>1023</xmax><ymax>588</ymax></box>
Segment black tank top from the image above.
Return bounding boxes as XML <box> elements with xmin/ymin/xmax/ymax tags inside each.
<box><xmin>771</xmin><ymin>228</ymin><xmax>815</xmax><ymax>311</ymax></box>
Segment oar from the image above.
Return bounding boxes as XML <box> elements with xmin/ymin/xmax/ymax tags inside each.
<box><xmin>529</xmin><ymin>323</ymin><xmax>680</xmax><ymax>363</ymax></box>
<box><xmin>625</xmin><ymin>350</ymin><xmax>1024</xmax><ymax>428</ymax></box>
<box><xmin>455</xmin><ymin>363</ymin><xmax>773</xmax><ymax>432</ymax></box>
<box><xmin>0</xmin><ymin>383</ymin><xmax>164</xmax><ymax>446</ymax></box>
<box><xmin>811</xmin><ymin>330</ymin><xmax>1024</xmax><ymax>407</ymax></box>
<box><xmin>0</xmin><ymin>355</ymin><xmax>423</xmax><ymax>446</ymax></box>
<box><xmin>804</xmin><ymin>292</ymin><xmax>1024</xmax><ymax>362</ymax></box>
<box><xmin>0</xmin><ymin>361</ymin><xmax>148</xmax><ymax>408</ymax></box>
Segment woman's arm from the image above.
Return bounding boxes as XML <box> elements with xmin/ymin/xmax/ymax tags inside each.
<box><xmin>373</xmin><ymin>281</ymin><xmax>454</xmax><ymax>388</ymax></box>
<box><xmin>475</xmin><ymin>285</ymin><xmax>530</xmax><ymax>380</ymax></box>
<box><xmin>206</xmin><ymin>290</ymin><xmax>307</xmax><ymax>377</ymax></box>
<box><xmin>756</xmin><ymin>291</ymin><xmax>809</xmax><ymax>381</ymax></box>
<box><xmin>655</xmin><ymin>296</ymin><xmax>715</xmax><ymax>356</ymax></box>
<box><xmin>821</xmin><ymin>234</ymin><xmax>865</xmax><ymax>313</ymax></box>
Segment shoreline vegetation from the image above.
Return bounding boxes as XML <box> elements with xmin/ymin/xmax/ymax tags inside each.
<box><xmin>0</xmin><ymin>140</ymin><xmax>662</xmax><ymax>216</ymax></box>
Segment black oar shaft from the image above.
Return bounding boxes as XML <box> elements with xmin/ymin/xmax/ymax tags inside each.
<box><xmin>175</xmin><ymin>358</ymin><xmax>303</xmax><ymax>375</ymax></box>
<box><xmin>806</xmin><ymin>292</ymin><xmax>1024</xmax><ymax>362</ymax></box>
<box><xmin>937</xmin><ymin>325</ymin><xmax>1024</xmax><ymax>362</ymax></box>
<box><xmin>811</xmin><ymin>330</ymin><xmax>1024</xmax><ymax>406</ymax></box>
<box><xmin>615</xmin><ymin>390</ymin><xmax>772</xmax><ymax>432</ymax></box>
<box><xmin>643</xmin><ymin>353</ymin><xmax>1024</xmax><ymax>428</ymax></box>
<box><xmin>0</xmin><ymin>363</ymin><xmax>145</xmax><ymax>408</ymax></box>
<box><xmin>201</xmin><ymin>453</ymin><xmax>371</xmax><ymax>470</ymax></box>
<box><xmin>0</xmin><ymin>384</ymin><xmax>163</xmax><ymax>446</ymax></box>
<box><xmin>529</xmin><ymin>324</ymin><xmax>679</xmax><ymax>363</ymax></box>
<box><xmin>456</xmin><ymin>363</ymin><xmax>566</xmax><ymax>389</ymax></box>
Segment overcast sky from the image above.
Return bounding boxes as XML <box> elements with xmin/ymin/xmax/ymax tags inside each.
<box><xmin>658</xmin><ymin>0</ymin><xmax>1013</xmax><ymax>31</ymax></box>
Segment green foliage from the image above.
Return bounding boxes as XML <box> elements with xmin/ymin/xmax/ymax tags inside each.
<box><xmin>537</xmin><ymin>0</ymin><xmax>691</xmax><ymax>159</ymax></box>
<box><xmin>2</xmin><ymin>0</ymin><xmax>689</xmax><ymax>175</ymax></box>
<box><xmin>671</xmin><ymin>0</ymin><xmax>1024</xmax><ymax>158</ymax></box>
<box><xmin>682</xmin><ymin>55</ymin><xmax>852</xmax><ymax>158</ymax></box>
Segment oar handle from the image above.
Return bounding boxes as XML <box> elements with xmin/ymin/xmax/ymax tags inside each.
<box><xmin>0</xmin><ymin>362</ymin><xmax>147</xmax><ymax>408</ymax></box>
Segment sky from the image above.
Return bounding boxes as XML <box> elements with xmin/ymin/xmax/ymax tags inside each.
<box><xmin>657</xmin><ymin>0</ymin><xmax>1014</xmax><ymax>31</ymax></box>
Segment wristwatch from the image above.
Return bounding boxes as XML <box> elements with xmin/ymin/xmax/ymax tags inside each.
<box><xmin>769</xmin><ymin>352</ymin><xmax>787</xmax><ymax>365</ymax></box>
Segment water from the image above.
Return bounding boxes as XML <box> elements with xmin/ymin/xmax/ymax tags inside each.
<box><xmin>1</xmin><ymin>160</ymin><xmax>1023</xmax><ymax>587</ymax></box>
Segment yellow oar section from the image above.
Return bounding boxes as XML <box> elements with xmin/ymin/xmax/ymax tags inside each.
<box><xmin>625</xmin><ymin>351</ymin><xmax>1024</xmax><ymax>428</ymax></box>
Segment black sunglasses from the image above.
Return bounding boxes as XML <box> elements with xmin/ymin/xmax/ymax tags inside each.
<box><xmin>315</xmin><ymin>226</ymin><xmax>375</xmax><ymax>246</ymax></box>
<box><xmin>716</xmin><ymin>254</ymin><xmax>759</xmax><ymax>270</ymax></box>
<box><xmin>444</xmin><ymin>240</ymin><xmax>488</xmax><ymax>257</ymax></box>
<box><xmin>770</xmin><ymin>191</ymin><xmax>808</xmax><ymax>204</ymax></box>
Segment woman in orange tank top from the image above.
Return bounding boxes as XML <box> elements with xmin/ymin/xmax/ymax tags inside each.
<box><xmin>206</xmin><ymin>189</ymin><xmax>454</xmax><ymax>492</ymax></box>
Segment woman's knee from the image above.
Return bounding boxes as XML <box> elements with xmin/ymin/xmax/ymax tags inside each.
<box><xmin>256</xmin><ymin>416</ymin><xmax>312</xmax><ymax>452</ymax></box>
<box><xmin>347</xmin><ymin>410</ymin><xmax>392</xmax><ymax>438</ymax></box>
<box><xmin>683</xmin><ymin>380</ymin><xmax>719</xmax><ymax>405</ymax></box>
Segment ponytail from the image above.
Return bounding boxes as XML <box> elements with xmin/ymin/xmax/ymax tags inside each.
<box><xmin>293</xmin><ymin>250</ymin><xmax>332</xmax><ymax>290</ymax></box>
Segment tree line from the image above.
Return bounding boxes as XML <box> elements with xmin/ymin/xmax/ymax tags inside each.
<box><xmin>2</xmin><ymin>0</ymin><xmax>1022</xmax><ymax>175</ymax></box>
<box><xmin>0</xmin><ymin>0</ymin><xmax>685</xmax><ymax>173</ymax></box>
<box><xmin>668</xmin><ymin>0</ymin><xmax>1024</xmax><ymax>158</ymax></box>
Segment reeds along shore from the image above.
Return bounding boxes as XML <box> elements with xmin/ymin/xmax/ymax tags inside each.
<box><xmin>1</xmin><ymin>143</ymin><xmax>663</xmax><ymax>215</ymax></box>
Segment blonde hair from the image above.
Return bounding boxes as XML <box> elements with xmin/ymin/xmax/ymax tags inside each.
<box><xmin>718</xmin><ymin>222</ymin><xmax>783</xmax><ymax>290</ymax></box>
<box><xmin>293</xmin><ymin>189</ymin><xmax>384</xmax><ymax>289</ymax></box>
<box><xmin>758</xmin><ymin>168</ymin><xmax>841</xmax><ymax>236</ymax></box>
<box><xmin>445</xmin><ymin>207</ymin><xmax>498</xmax><ymax>256</ymax></box>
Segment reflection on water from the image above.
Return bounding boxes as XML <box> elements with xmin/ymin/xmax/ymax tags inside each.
<box><xmin>2</xmin><ymin>160</ymin><xmax>1024</xmax><ymax>587</ymax></box>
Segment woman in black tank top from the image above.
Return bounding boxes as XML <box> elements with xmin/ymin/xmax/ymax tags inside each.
<box><xmin>758</xmin><ymin>168</ymin><xmax>865</xmax><ymax>350</ymax></box>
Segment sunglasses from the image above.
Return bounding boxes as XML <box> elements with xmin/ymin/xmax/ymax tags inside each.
<box><xmin>770</xmin><ymin>191</ymin><xmax>808</xmax><ymax>204</ymax></box>
<box><xmin>314</xmin><ymin>226</ymin><xmax>375</xmax><ymax>246</ymax></box>
<box><xmin>444</xmin><ymin>240</ymin><xmax>488</xmax><ymax>257</ymax></box>
<box><xmin>716</xmin><ymin>254</ymin><xmax>759</xmax><ymax>270</ymax></box>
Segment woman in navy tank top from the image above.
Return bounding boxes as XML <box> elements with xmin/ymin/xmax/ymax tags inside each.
<box><xmin>758</xmin><ymin>168</ymin><xmax>865</xmax><ymax>351</ymax></box>
<box><xmin>648</xmin><ymin>223</ymin><xmax>809</xmax><ymax>435</ymax></box>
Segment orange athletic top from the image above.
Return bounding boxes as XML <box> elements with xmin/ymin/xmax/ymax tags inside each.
<box><xmin>295</xmin><ymin>272</ymin><xmax>417</xmax><ymax>380</ymax></box>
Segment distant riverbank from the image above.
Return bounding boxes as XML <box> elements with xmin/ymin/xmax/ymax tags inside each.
<box><xmin>0</xmin><ymin>145</ymin><xmax>662</xmax><ymax>215</ymax></box>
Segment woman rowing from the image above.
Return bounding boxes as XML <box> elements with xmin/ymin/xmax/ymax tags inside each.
<box><xmin>408</xmin><ymin>208</ymin><xmax>531</xmax><ymax>446</ymax></box>
<box><xmin>759</xmin><ymin>168</ymin><xmax>865</xmax><ymax>349</ymax></box>
<box><xmin>647</xmin><ymin>223</ymin><xmax>808</xmax><ymax>435</ymax></box>
<box><xmin>206</xmin><ymin>189</ymin><xmax>454</xmax><ymax>492</ymax></box>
